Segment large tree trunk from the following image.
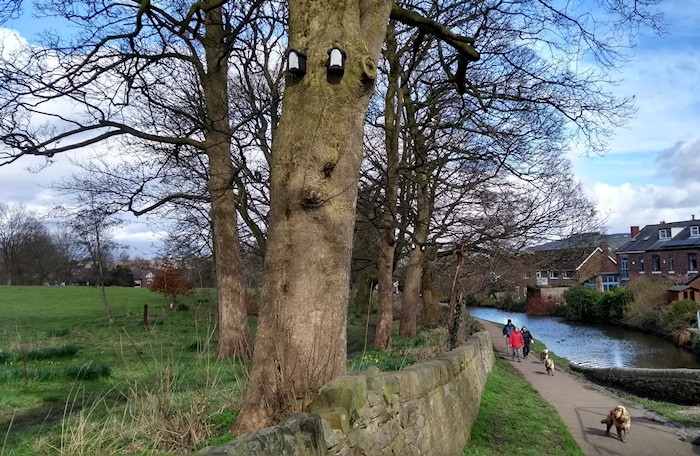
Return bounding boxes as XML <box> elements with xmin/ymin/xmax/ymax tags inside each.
<box><xmin>374</xmin><ymin>22</ymin><xmax>402</xmax><ymax>350</ymax></box>
<box><xmin>399</xmin><ymin>98</ymin><xmax>430</xmax><ymax>339</ymax></box>
<box><xmin>354</xmin><ymin>270</ymin><xmax>373</xmax><ymax>314</ymax></box>
<box><xmin>421</xmin><ymin>263</ymin><xmax>438</xmax><ymax>324</ymax></box>
<box><xmin>203</xmin><ymin>8</ymin><xmax>251</xmax><ymax>360</ymax></box>
<box><xmin>232</xmin><ymin>0</ymin><xmax>394</xmax><ymax>434</ymax></box>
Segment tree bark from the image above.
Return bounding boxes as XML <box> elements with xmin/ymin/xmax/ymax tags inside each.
<box><xmin>399</xmin><ymin>96</ymin><xmax>430</xmax><ymax>339</ymax></box>
<box><xmin>232</xmin><ymin>0</ymin><xmax>394</xmax><ymax>434</ymax></box>
<box><xmin>374</xmin><ymin>22</ymin><xmax>402</xmax><ymax>350</ymax></box>
<box><xmin>202</xmin><ymin>7</ymin><xmax>251</xmax><ymax>360</ymax></box>
<box><xmin>421</xmin><ymin>262</ymin><xmax>438</xmax><ymax>324</ymax></box>
<box><xmin>449</xmin><ymin>245</ymin><xmax>464</xmax><ymax>328</ymax></box>
<box><xmin>354</xmin><ymin>270</ymin><xmax>373</xmax><ymax>314</ymax></box>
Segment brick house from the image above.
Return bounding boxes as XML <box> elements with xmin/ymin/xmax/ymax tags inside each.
<box><xmin>615</xmin><ymin>218</ymin><xmax>700</xmax><ymax>287</ymax></box>
<box><xmin>133</xmin><ymin>269</ymin><xmax>155</xmax><ymax>288</ymax></box>
<box><xmin>521</xmin><ymin>232</ymin><xmax>630</xmax><ymax>297</ymax></box>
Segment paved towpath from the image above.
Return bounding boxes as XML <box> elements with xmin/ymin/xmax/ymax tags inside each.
<box><xmin>478</xmin><ymin>319</ymin><xmax>700</xmax><ymax>456</ymax></box>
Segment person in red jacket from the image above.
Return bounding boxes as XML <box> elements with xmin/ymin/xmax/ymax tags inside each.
<box><xmin>508</xmin><ymin>326</ymin><xmax>525</xmax><ymax>362</ymax></box>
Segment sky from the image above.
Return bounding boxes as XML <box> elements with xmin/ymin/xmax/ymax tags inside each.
<box><xmin>1</xmin><ymin>1</ymin><xmax>700</xmax><ymax>256</ymax></box>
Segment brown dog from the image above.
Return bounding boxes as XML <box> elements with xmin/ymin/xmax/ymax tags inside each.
<box><xmin>544</xmin><ymin>357</ymin><xmax>554</xmax><ymax>375</ymax></box>
<box><xmin>601</xmin><ymin>405</ymin><xmax>630</xmax><ymax>443</ymax></box>
<box><xmin>539</xmin><ymin>349</ymin><xmax>549</xmax><ymax>363</ymax></box>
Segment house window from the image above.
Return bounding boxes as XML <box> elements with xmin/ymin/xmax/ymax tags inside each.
<box><xmin>639</xmin><ymin>258</ymin><xmax>645</xmax><ymax>273</ymax></box>
<box><xmin>689</xmin><ymin>253</ymin><xmax>698</xmax><ymax>273</ymax></box>
<box><xmin>621</xmin><ymin>257</ymin><xmax>629</xmax><ymax>279</ymax></box>
<box><xmin>550</xmin><ymin>270</ymin><xmax>559</xmax><ymax>279</ymax></box>
<box><xmin>536</xmin><ymin>270</ymin><xmax>547</xmax><ymax>278</ymax></box>
<box><xmin>562</xmin><ymin>270</ymin><xmax>574</xmax><ymax>279</ymax></box>
<box><xmin>659</xmin><ymin>229</ymin><xmax>671</xmax><ymax>240</ymax></box>
<box><xmin>652</xmin><ymin>255</ymin><xmax>660</xmax><ymax>273</ymax></box>
<box><xmin>692</xmin><ymin>226</ymin><xmax>700</xmax><ymax>237</ymax></box>
<box><xmin>669</xmin><ymin>257</ymin><xmax>675</xmax><ymax>272</ymax></box>
<box><xmin>607</xmin><ymin>275</ymin><xmax>616</xmax><ymax>283</ymax></box>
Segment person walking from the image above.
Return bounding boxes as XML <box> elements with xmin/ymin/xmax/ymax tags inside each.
<box><xmin>502</xmin><ymin>319</ymin><xmax>515</xmax><ymax>354</ymax></box>
<box><xmin>521</xmin><ymin>326</ymin><xmax>534</xmax><ymax>359</ymax></box>
<box><xmin>508</xmin><ymin>326</ymin><xmax>525</xmax><ymax>362</ymax></box>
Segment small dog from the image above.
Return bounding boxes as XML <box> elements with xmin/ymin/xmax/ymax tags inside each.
<box><xmin>540</xmin><ymin>349</ymin><xmax>549</xmax><ymax>363</ymax></box>
<box><xmin>601</xmin><ymin>405</ymin><xmax>630</xmax><ymax>443</ymax></box>
<box><xmin>545</xmin><ymin>357</ymin><xmax>555</xmax><ymax>375</ymax></box>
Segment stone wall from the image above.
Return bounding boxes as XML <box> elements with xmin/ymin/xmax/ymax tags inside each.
<box><xmin>570</xmin><ymin>362</ymin><xmax>700</xmax><ymax>405</ymax></box>
<box><xmin>199</xmin><ymin>330</ymin><xmax>494</xmax><ymax>456</ymax></box>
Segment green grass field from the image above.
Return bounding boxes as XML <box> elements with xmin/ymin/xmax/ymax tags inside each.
<box><xmin>0</xmin><ymin>287</ymin><xmax>591</xmax><ymax>455</ymax></box>
<box><xmin>0</xmin><ymin>285</ymin><xmax>245</xmax><ymax>455</ymax></box>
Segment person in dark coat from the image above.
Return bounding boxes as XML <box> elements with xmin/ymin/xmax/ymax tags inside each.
<box><xmin>521</xmin><ymin>326</ymin><xmax>534</xmax><ymax>359</ymax></box>
<box><xmin>502</xmin><ymin>319</ymin><xmax>516</xmax><ymax>354</ymax></box>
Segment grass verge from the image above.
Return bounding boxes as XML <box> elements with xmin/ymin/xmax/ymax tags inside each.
<box><xmin>463</xmin><ymin>353</ymin><xmax>584</xmax><ymax>456</ymax></box>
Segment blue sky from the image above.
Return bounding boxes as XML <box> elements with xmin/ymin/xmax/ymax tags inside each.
<box><xmin>569</xmin><ymin>0</ymin><xmax>700</xmax><ymax>234</ymax></box>
<box><xmin>1</xmin><ymin>1</ymin><xmax>700</xmax><ymax>255</ymax></box>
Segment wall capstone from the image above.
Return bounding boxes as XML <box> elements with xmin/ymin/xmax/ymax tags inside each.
<box><xmin>570</xmin><ymin>362</ymin><xmax>700</xmax><ymax>405</ymax></box>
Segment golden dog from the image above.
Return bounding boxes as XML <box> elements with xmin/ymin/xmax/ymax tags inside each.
<box><xmin>539</xmin><ymin>349</ymin><xmax>549</xmax><ymax>363</ymax></box>
<box><xmin>601</xmin><ymin>405</ymin><xmax>630</xmax><ymax>443</ymax></box>
<box><xmin>544</xmin><ymin>357</ymin><xmax>554</xmax><ymax>375</ymax></box>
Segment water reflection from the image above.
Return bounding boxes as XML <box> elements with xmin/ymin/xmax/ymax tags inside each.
<box><xmin>468</xmin><ymin>307</ymin><xmax>700</xmax><ymax>369</ymax></box>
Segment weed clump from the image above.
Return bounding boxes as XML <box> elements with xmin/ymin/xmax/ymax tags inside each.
<box><xmin>65</xmin><ymin>362</ymin><xmax>112</xmax><ymax>380</ymax></box>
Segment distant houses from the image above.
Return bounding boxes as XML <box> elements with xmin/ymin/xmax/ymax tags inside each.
<box><xmin>518</xmin><ymin>232</ymin><xmax>630</xmax><ymax>299</ymax></box>
<box><xmin>514</xmin><ymin>217</ymin><xmax>700</xmax><ymax>304</ymax></box>
<box><xmin>133</xmin><ymin>269</ymin><xmax>155</xmax><ymax>289</ymax></box>
<box><xmin>615</xmin><ymin>218</ymin><xmax>700</xmax><ymax>285</ymax></box>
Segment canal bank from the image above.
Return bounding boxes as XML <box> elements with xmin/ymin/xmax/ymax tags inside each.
<box><xmin>478</xmin><ymin>319</ymin><xmax>699</xmax><ymax>455</ymax></box>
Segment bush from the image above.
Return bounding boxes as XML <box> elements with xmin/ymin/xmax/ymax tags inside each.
<box><xmin>563</xmin><ymin>287</ymin><xmax>602</xmax><ymax>321</ymax></box>
<box><xmin>506</xmin><ymin>299</ymin><xmax>527</xmax><ymax>313</ymax></box>
<box><xmin>665</xmin><ymin>299</ymin><xmax>697</xmax><ymax>332</ymax></box>
<box><xmin>599</xmin><ymin>287</ymin><xmax>631</xmax><ymax>321</ymax></box>
<box><xmin>524</xmin><ymin>294</ymin><xmax>557</xmax><ymax>316</ymax></box>
<box><xmin>639</xmin><ymin>309</ymin><xmax>663</xmax><ymax>332</ymax></box>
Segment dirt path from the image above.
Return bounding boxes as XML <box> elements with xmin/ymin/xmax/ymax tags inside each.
<box><xmin>479</xmin><ymin>319</ymin><xmax>700</xmax><ymax>456</ymax></box>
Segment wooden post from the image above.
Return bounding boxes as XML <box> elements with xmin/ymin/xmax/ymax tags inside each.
<box><xmin>143</xmin><ymin>304</ymin><xmax>148</xmax><ymax>329</ymax></box>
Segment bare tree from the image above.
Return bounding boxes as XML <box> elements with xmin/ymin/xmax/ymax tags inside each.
<box><xmin>0</xmin><ymin>0</ymin><xmax>269</xmax><ymax>359</ymax></box>
<box><xmin>54</xmin><ymin>190</ymin><xmax>122</xmax><ymax>325</ymax></box>
<box><xmin>0</xmin><ymin>203</ymin><xmax>44</xmax><ymax>285</ymax></box>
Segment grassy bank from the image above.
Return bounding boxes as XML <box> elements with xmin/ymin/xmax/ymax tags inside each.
<box><xmin>463</xmin><ymin>354</ymin><xmax>583</xmax><ymax>456</ymax></box>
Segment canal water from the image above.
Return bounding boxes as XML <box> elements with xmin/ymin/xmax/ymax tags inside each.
<box><xmin>468</xmin><ymin>307</ymin><xmax>700</xmax><ymax>369</ymax></box>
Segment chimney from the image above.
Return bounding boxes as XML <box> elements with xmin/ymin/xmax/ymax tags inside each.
<box><xmin>693</xmin><ymin>215</ymin><xmax>696</xmax><ymax>220</ymax></box>
<box><xmin>630</xmin><ymin>226</ymin><xmax>640</xmax><ymax>238</ymax></box>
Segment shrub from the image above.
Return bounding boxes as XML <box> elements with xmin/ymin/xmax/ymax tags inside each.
<box><xmin>639</xmin><ymin>309</ymin><xmax>663</xmax><ymax>332</ymax></box>
<box><xmin>563</xmin><ymin>286</ymin><xmax>602</xmax><ymax>321</ymax></box>
<box><xmin>524</xmin><ymin>294</ymin><xmax>557</xmax><ymax>316</ymax></box>
<box><xmin>624</xmin><ymin>276</ymin><xmax>672</xmax><ymax>322</ymax></box>
<box><xmin>665</xmin><ymin>299</ymin><xmax>697</xmax><ymax>333</ymax></box>
<box><xmin>599</xmin><ymin>287</ymin><xmax>631</xmax><ymax>321</ymax></box>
